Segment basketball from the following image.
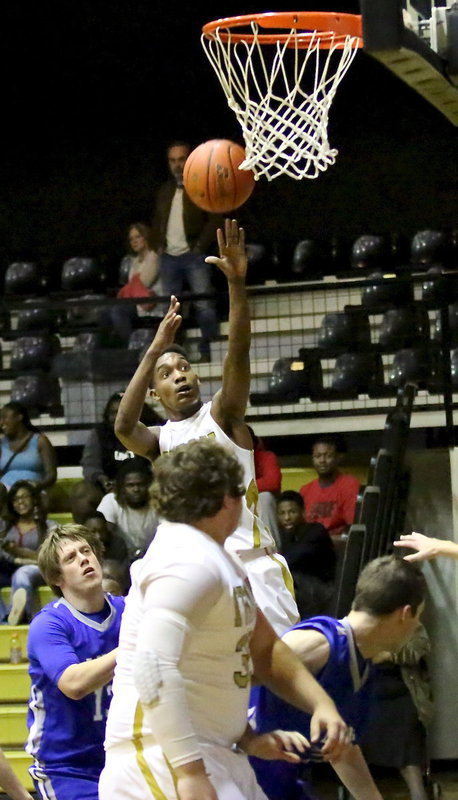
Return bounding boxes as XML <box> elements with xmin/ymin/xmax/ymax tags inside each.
<box><xmin>183</xmin><ymin>139</ymin><xmax>255</xmax><ymax>214</ymax></box>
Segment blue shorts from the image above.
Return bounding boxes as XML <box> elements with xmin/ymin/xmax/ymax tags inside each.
<box><xmin>30</xmin><ymin>763</ymin><xmax>101</xmax><ymax>800</ymax></box>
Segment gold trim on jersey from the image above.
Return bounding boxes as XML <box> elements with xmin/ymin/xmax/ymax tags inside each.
<box><xmin>245</xmin><ymin>479</ymin><xmax>261</xmax><ymax>548</ymax></box>
<box><xmin>269</xmin><ymin>554</ymin><xmax>296</xmax><ymax>598</ymax></box>
<box><xmin>133</xmin><ymin>702</ymin><xmax>177</xmax><ymax>799</ymax></box>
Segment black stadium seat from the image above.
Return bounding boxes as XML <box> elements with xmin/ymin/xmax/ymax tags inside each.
<box><xmin>378</xmin><ymin>306</ymin><xmax>430</xmax><ymax>351</ymax></box>
<box><xmin>389</xmin><ymin>348</ymin><xmax>432</xmax><ymax>389</ymax></box>
<box><xmin>331</xmin><ymin>352</ymin><xmax>384</xmax><ymax>396</ymax></box>
<box><xmin>351</xmin><ymin>234</ymin><xmax>389</xmax><ymax>271</ymax></box>
<box><xmin>10</xmin><ymin>335</ymin><xmax>61</xmax><ymax>372</ymax></box>
<box><xmin>317</xmin><ymin>312</ymin><xmax>371</xmax><ymax>351</ymax></box>
<box><xmin>250</xmin><ymin>356</ymin><xmax>323</xmax><ymax>405</ymax></box>
<box><xmin>361</xmin><ymin>272</ymin><xmax>414</xmax><ymax>309</ymax></box>
<box><xmin>61</xmin><ymin>257</ymin><xmax>105</xmax><ymax>292</ymax></box>
<box><xmin>11</xmin><ymin>373</ymin><xmax>62</xmax><ymax>415</ymax></box>
<box><xmin>5</xmin><ymin>262</ymin><xmax>47</xmax><ymax>296</ymax></box>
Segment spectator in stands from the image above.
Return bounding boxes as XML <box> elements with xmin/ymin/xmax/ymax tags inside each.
<box><xmin>71</xmin><ymin>392</ymin><xmax>162</xmax><ymax>523</ymax></box>
<box><xmin>112</xmin><ymin>222</ymin><xmax>163</xmax><ymax>344</ymax></box>
<box><xmin>277</xmin><ymin>490</ymin><xmax>336</xmax><ymax>618</ymax></box>
<box><xmin>82</xmin><ymin>510</ymin><xmax>129</xmax><ymax>595</ymax></box>
<box><xmin>97</xmin><ymin>458</ymin><xmax>157</xmax><ymax>563</ymax></box>
<box><xmin>248</xmin><ymin>425</ymin><xmax>282</xmax><ymax>548</ymax></box>
<box><xmin>150</xmin><ymin>140</ymin><xmax>222</xmax><ymax>362</ymax></box>
<box><xmin>0</xmin><ymin>402</ymin><xmax>57</xmax><ymax>492</ymax></box>
<box><xmin>0</xmin><ymin>480</ymin><xmax>56</xmax><ymax>624</ymax></box>
<box><xmin>300</xmin><ymin>434</ymin><xmax>360</xmax><ymax>543</ymax></box>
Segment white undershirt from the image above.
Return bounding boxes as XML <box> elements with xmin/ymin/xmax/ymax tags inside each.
<box><xmin>165</xmin><ymin>188</ymin><xmax>189</xmax><ymax>255</ymax></box>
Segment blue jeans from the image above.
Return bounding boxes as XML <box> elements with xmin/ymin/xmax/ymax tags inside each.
<box><xmin>160</xmin><ymin>252</ymin><xmax>218</xmax><ymax>349</ymax></box>
<box><xmin>0</xmin><ymin>564</ymin><xmax>44</xmax><ymax>621</ymax></box>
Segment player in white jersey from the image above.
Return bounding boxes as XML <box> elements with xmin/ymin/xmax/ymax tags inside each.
<box><xmin>115</xmin><ymin>219</ymin><xmax>299</xmax><ymax>634</ymax></box>
<box><xmin>100</xmin><ymin>439</ymin><xmax>351</xmax><ymax>800</ymax></box>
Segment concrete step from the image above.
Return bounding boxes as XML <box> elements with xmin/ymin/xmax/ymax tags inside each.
<box><xmin>0</xmin><ymin>664</ymin><xmax>30</xmax><ymax>702</ymax></box>
<box><xmin>0</xmin><ymin>705</ymin><xmax>28</xmax><ymax>747</ymax></box>
<box><xmin>1</xmin><ymin>749</ymin><xmax>34</xmax><ymax>792</ymax></box>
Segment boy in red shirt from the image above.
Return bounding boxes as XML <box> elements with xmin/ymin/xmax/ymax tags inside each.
<box><xmin>300</xmin><ymin>435</ymin><xmax>360</xmax><ymax>543</ymax></box>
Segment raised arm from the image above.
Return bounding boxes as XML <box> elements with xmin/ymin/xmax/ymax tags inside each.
<box><xmin>394</xmin><ymin>531</ymin><xmax>458</xmax><ymax>562</ymax></box>
<box><xmin>114</xmin><ymin>296</ymin><xmax>182</xmax><ymax>459</ymax></box>
<box><xmin>206</xmin><ymin>220</ymin><xmax>251</xmax><ymax>446</ymax></box>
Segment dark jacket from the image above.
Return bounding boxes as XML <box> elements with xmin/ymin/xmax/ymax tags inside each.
<box><xmin>151</xmin><ymin>180</ymin><xmax>222</xmax><ymax>254</ymax></box>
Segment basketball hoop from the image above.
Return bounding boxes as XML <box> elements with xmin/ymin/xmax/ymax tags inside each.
<box><xmin>201</xmin><ymin>12</ymin><xmax>363</xmax><ymax>181</ymax></box>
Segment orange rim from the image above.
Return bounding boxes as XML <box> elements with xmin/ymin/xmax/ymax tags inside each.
<box><xmin>202</xmin><ymin>11</ymin><xmax>363</xmax><ymax>49</ymax></box>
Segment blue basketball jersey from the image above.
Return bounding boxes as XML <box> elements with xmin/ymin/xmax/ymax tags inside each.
<box><xmin>250</xmin><ymin>616</ymin><xmax>373</xmax><ymax>800</ymax></box>
<box><xmin>26</xmin><ymin>594</ymin><xmax>124</xmax><ymax>775</ymax></box>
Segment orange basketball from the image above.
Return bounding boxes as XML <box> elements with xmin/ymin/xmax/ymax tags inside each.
<box><xmin>183</xmin><ymin>139</ymin><xmax>255</xmax><ymax>213</ymax></box>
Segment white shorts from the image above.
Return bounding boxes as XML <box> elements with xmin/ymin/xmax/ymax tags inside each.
<box><xmin>99</xmin><ymin>739</ymin><xmax>268</xmax><ymax>800</ymax></box>
<box><xmin>242</xmin><ymin>552</ymin><xmax>299</xmax><ymax>636</ymax></box>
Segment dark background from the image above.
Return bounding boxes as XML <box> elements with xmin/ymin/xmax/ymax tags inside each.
<box><xmin>2</xmin><ymin>1</ymin><xmax>457</xmax><ymax>282</ymax></box>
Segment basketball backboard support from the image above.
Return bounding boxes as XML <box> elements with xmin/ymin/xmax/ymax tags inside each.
<box><xmin>360</xmin><ymin>0</ymin><xmax>458</xmax><ymax>124</ymax></box>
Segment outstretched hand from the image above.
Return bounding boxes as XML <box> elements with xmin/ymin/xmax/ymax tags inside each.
<box><xmin>394</xmin><ymin>532</ymin><xmax>441</xmax><ymax>562</ymax></box>
<box><xmin>205</xmin><ymin>218</ymin><xmax>247</xmax><ymax>282</ymax></box>
<box><xmin>148</xmin><ymin>295</ymin><xmax>182</xmax><ymax>355</ymax></box>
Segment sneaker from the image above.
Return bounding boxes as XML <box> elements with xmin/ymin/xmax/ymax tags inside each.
<box><xmin>8</xmin><ymin>587</ymin><xmax>27</xmax><ymax>625</ymax></box>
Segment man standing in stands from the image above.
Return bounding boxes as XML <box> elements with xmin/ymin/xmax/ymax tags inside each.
<box><xmin>300</xmin><ymin>434</ymin><xmax>360</xmax><ymax>543</ymax></box>
<box><xmin>115</xmin><ymin>219</ymin><xmax>299</xmax><ymax>635</ymax></box>
<box><xmin>26</xmin><ymin>525</ymin><xmax>124</xmax><ymax>800</ymax></box>
<box><xmin>151</xmin><ymin>140</ymin><xmax>221</xmax><ymax>362</ymax></box>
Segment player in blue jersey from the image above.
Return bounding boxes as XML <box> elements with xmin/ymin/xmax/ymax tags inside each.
<box><xmin>25</xmin><ymin>524</ymin><xmax>124</xmax><ymax>800</ymax></box>
<box><xmin>250</xmin><ymin>555</ymin><xmax>427</xmax><ymax>800</ymax></box>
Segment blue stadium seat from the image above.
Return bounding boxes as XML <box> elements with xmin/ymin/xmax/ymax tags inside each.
<box><xmin>422</xmin><ymin>266</ymin><xmax>458</xmax><ymax>307</ymax></box>
<box><xmin>291</xmin><ymin>240</ymin><xmax>321</xmax><ymax>278</ymax></box>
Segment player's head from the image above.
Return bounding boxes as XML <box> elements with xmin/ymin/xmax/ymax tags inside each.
<box><xmin>114</xmin><ymin>458</ymin><xmax>153</xmax><ymax>509</ymax></box>
<box><xmin>38</xmin><ymin>524</ymin><xmax>104</xmax><ymax>597</ymax></box>
<box><xmin>151</xmin><ymin>438</ymin><xmax>245</xmax><ymax>524</ymax></box>
<box><xmin>277</xmin><ymin>490</ymin><xmax>305</xmax><ymax>532</ymax></box>
<box><xmin>311</xmin><ymin>434</ymin><xmax>345</xmax><ymax>479</ymax></box>
<box><xmin>166</xmin><ymin>141</ymin><xmax>191</xmax><ymax>185</ymax></box>
<box><xmin>150</xmin><ymin>345</ymin><xmax>202</xmax><ymax>418</ymax></box>
<box><xmin>352</xmin><ymin>555</ymin><xmax>426</xmax><ymax>646</ymax></box>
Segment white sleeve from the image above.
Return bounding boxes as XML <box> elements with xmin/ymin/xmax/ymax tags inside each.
<box><xmin>133</xmin><ymin>561</ymin><xmax>222</xmax><ymax>768</ymax></box>
<box><xmin>97</xmin><ymin>493</ymin><xmax>118</xmax><ymax>525</ymax></box>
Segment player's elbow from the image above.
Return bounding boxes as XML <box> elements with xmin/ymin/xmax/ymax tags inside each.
<box><xmin>114</xmin><ymin>414</ymin><xmax>132</xmax><ymax>441</ymax></box>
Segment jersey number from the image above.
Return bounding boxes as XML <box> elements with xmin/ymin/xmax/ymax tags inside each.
<box><xmin>233</xmin><ymin>633</ymin><xmax>251</xmax><ymax>689</ymax></box>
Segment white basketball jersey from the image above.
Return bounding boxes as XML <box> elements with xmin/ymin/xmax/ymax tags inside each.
<box><xmin>158</xmin><ymin>402</ymin><xmax>275</xmax><ymax>551</ymax></box>
<box><xmin>104</xmin><ymin>521</ymin><xmax>257</xmax><ymax>751</ymax></box>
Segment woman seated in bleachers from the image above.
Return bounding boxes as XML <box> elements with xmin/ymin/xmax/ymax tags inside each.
<box><xmin>111</xmin><ymin>222</ymin><xmax>163</xmax><ymax>344</ymax></box>
<box><xmin>71</xmin><ymin>392</ymin><xmax>162</xmax><ymax>523</ymax></box>
<box><xmin>0</xmin><ymin>402</ymin><xmax>57</xmax><ymax>493</ymax></box>
<box><xmin>0</xmin><ymin>480</ymin><xmax>56</xmax><ymax>624</ymax></box>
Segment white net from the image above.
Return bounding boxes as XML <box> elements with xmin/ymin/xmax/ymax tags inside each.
<box><xmin>201</xmin><ymin>22</ymin><xmax>360</xmax><ymax>181</ymax></box>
